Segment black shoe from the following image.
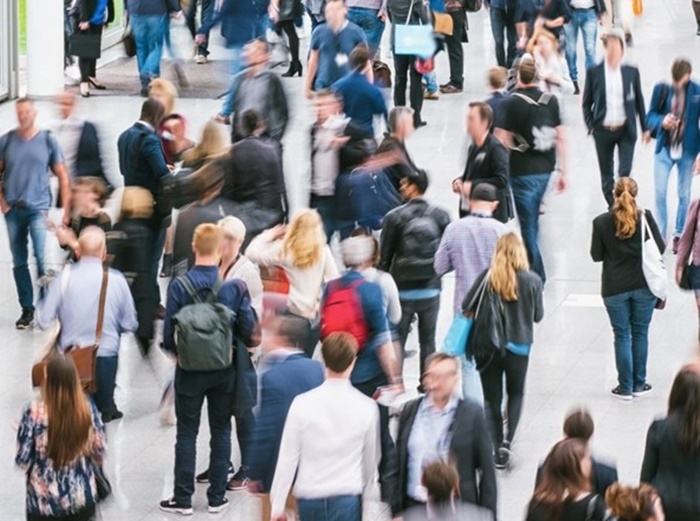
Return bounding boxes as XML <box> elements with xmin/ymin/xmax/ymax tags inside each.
<box><xmin>227</xmin><ymin>466</ymin><xmax>250</xmax><ymax>490</ymax></box>
<box><xmin>103</xmin><ymin>409</ymin><xmax>124</xmax><ymax>423</ymax></box>
<box><xmin>208</xmin><ymin>497</ymin><xmax>230</xmax><ymax>514</ymax></box>
<box><xmin>611</xmin><ymin>385</ymin><xmax>633</xmax><ymax>401</ymax></box>
<box><xmin>196</xmin><ymin>463</ymin><xmax>235</xmax><ymax>484</ymax></box>
<box><xmin>282</xmin><ymin>61</ymin><xmax>303</xmax><ymax>77</ymax></box>
<box><xmin>415</xmin><ymin>120</ymin><xmax>427</xmax><ymax>129</ymax></box>
<box><xmin>633</xmin><ymin>383</ymin><xmax>653</xmax><ymax>397</ymax></box>
<box><xmin>673</xmin><ymin>237</ymin><xmax>680</xmax><ymax>254</ymax></box>
<box><xmin>140</xmin><ymin>87</ymin><xmax>149</xmax><ymax>97</ymax></box>
<box><xmin>573</xmin><ymin>80</ymin><xmax>580</xmax><ymax>95</ymax></box>
<box><xmin>160</xmin><ymin>254</ymin><xmax>173</xmax><ymax>278</ymax></box>
<box><xmin>16</xmin><ymin>308</ymin><xmax>34</xmax><ymax>330</ymax></box>
<box><xmin>159</xmin><ymin>498</ymin><xmax>193</xmax><ymax>516</ymax></box>
<box><xmin>697</xmin><ymin>23</ymin><xmax>700</xmax><ymax>36</ymax></box>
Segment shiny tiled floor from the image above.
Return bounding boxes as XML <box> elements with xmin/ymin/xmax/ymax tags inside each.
<box><xmin>3</xmin><ymin>2</ymin><xmax>700</xmax><ymax>519</ymax></box>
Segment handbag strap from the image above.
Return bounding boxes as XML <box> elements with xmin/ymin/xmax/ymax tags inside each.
<box><xmin>94</xmin><ymin>269</ymin><xmax>109</xmax><ymax>345</ymax></box>
<box><xmin>405</xmin><ymin>0</ymin><xmax>422</xmax><ymax>25</ymax></box>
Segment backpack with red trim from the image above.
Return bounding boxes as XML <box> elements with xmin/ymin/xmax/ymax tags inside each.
<box><xmin>320</xmin><ymin>279</ymin><xmax>369</xmax><ymax>351</ymax></box>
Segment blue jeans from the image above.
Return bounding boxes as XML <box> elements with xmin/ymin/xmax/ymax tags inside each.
<box><xmin>489</xmin><ymin>6</ymin><xmax>517</xmax><ymax>68</ymax></box>
<box><xmin>603</xmin><ymin>288</ymin><xmax>656</xmax><ymax>393</ymax></box>
<box><xmin>511</xmin><ymin>173</ymin><xmax>550</xmax><ymax>283</ymax></box>
<box><xmin>174</xmin><ymin>367</ymin><xmax>234</xmax><ymax>507</ymax></box>
<box><xmin>220</xmin><ymin>45</ymin><xmax>245</xmax><ymax>117</ymax></box>
<box><xmin>131</xmin><ymin>14</ymin><xmax>167</xmax><ymax>88</ymax></box>
<box><xmin>346</xmin><ymin>7</ymin><xmax>385</xmax><ymax>56</ymax></box>
<box><xmin>423</xmin><ymin>71</ymin><xmax>438</xmax><ymax>94</ymax></box>
<box><xmin>297</xmin><ymin>495</ymin><xmax>362</xmax><ymax>521</ymax></box>
<box><xmin>5</xmin><ymin>206</ymin><xmax>47</xmax><ymax>310</ymax></box>
<box><xmin>564</xmin><ymin>8</ymin><xmax>598</xmax><ymax>83</ymax></box>
<box><xmin>94</xmin><ymin>356</ymin><xmax>118</xmax><ymax>418</ymax></box>
<box><xmin>654</xmin><ymin>147</ymin><xmax>695</xmax><ymax>238</ymax></box>
<box><xmin>461</xmin><ymin>355</ymin><xmax>484</xmax><ymax>406</ymax></box>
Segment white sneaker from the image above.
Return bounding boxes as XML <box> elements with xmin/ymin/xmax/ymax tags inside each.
<box><xmin>195</xmin><ymin>54</ymin><xmax>208</xmax><ymax>64</ymax></box>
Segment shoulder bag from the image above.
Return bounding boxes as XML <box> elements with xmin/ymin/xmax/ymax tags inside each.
<box><xmin>441</xmin><ymin>274</ymin><xmax>489</xmax><ymax>356</ymax></box>
<box><xmin>640</xmin><ymin>211</ymin><xmax>668</xmax><ymax>303</ymax></box>
<box><xmin>31</xmin><ymin>267</ymin><xmax>109</xmax><ymax>394</ymax></box>
<box><xmin>394</xmin><ymin>0</ymin><xmax>437</xmax><ymax>59</ymax></box>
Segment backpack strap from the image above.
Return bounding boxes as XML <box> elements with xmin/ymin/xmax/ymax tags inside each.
<box><xmin>585</xmin><ymin>494</ymin><xmax>598</xmax><ymax>521</ymax></box>
<box><xmin>178</xmin><ymin>276</ymin><xmax>202</xmax><ymax>304</ymax></box>
<box><xmin>207</xmin><ymin>279</ymin><xmax>224</xmax><ymax>303</ymax></box>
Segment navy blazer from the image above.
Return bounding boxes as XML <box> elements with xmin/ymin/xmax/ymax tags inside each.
<box><xmin>582</xmin><ymin>62</ymin><xmax>648</xmax><ymax>140</ymax></box>
<box><xmin>646</xmin><ymin>80</ymin><xmax>700</xmax><ymax>156</ymax></box>
<box><xmin>117</xmin><ymin>122</ymin><xmax>170</xmax><ymax>196</ymax></box>
<box><xmin>248</xmin><ymin>353</ymin><xmax>324</xmax><ymax>491</ymax></box>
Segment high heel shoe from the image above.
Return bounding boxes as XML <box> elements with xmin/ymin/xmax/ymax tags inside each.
<box><xmin>88</xmin><ymin>77</ymin><xmax>106</xmax><ymax>90</ymax></box>
<box><xmin>281</xmin><ymin>61</ymin><xmax>302</xmax><ymax>77</ymax></box>
<box><xmin>79</xmin><ymin>82</ymin><xmax>90</xmax><ymax>98</ymax></box>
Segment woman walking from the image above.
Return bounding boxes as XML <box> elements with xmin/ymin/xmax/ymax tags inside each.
<box><xmin>16</xmin><ymin>355</ymin><xmax>107</xmax><ymax>521</ymax></box>
<box><xmin>75</xmin><ymin>0</ymin><xmax>114</xmax><ymax>97</ymax></box>
<box><xmin>269</xmin><ymin>0</ymin><xmax>303</xmax><ymax>76</ymax></box>
<box><xmin>591</xmin><ymin>178</ymin><xmax>665</xmax><ymax>400</ymax></box>
<box><xmin>246</xmin><ymin>209</ymin><xmax>339</xmax><ymax>356</ymax></box>
<box><xmin>640</xmin><ymin>365</ymin><xmax>700</xmax><ymax>521</ymax></box>
<box><xmin>463</xmin><ymin>232</ymin><xmax>544</xmax><ymax>469</ymax></box>
<box><xmin>675</xmin><ymin>197</ymin><xmax>700</xmax><ymax>338</ymax></box>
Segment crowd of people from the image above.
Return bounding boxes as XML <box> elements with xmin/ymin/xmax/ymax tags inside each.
<box><xmin>8</xmin><ymin>0</ymin><xmax>700</xmax><ymax>520</ymax></box>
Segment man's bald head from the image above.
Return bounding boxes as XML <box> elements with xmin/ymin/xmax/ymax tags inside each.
<box><xmin>79</xmin><ymin>226</ymin><xmax>106</xmax><ymax>259</ymax></box>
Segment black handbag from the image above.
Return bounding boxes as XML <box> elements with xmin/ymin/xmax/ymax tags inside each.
<box><xmin>94</xmin><ymin>465</ymin><xmax>112</xmax><ymax>501</ymax></box>
<box><xmin>466</xmin><ymin>273</ymin><xmax>507</xmax><ymax>372</ymax></box>
<box><xmin>123</xmin><ymin>22</ymin><xmax>137</xmax><ymax>58</ymax></box>
<box><xmin>69</xmin><ymin>31</ymin><xmax>102</xmax><ymax>59</ymax></box>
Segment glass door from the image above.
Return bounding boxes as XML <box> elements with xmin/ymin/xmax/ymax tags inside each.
<box><xmin>0</xmin><ymin>0</ymin><xmax>19</xmax><ymax>101</ymax></box>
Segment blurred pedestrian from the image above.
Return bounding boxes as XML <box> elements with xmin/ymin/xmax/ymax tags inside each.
<box><xmin>606</xmin><ymin>483</ymin><xmax>666</xmax><ymax>521</ymax></box>
<box><xmin>269</xmin><ymin>0</ymin><xmax>304</xmax><ymax>76</ymax></box>
<box><xmin>185</xmin><ymin>0</ymin><xmax>214</xmax><ymax>63</ymax></box>
<box><xmin>74</xmin><ymin>0</ymin><xmax>114</xmax><ymax>97</ymax></box>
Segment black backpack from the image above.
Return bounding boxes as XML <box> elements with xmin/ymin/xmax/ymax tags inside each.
<box><xmin>393</xmin><ymin>207</ymin><xmax>442</xmax><ymax>283</ymax></box>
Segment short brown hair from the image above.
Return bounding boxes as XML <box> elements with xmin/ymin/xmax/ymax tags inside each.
<box><xmin>422</xmin><ymin>462</ymin><xmax>459</xmax><ymax>504</ymax></box>
<box><xmin>321</xmin><ymin>332</ymin><xmax>358</xmax><ymax>373</ymax></box>
<box><xmin>16</xmin><ymin>96</ymin><xmax>34</xmax><ymax>106</ymax></box>
<box><xmin>671</xmin><ymin>58</ymin><xmax>692</xmax><ymax>83</ymax></box>
<box><xmin>487</xmin><ymin>66</ymin><xmax>507</xmax><ymax>89</ymax></box>
<box><xmin>73</xmin><ymin>176</ymin><xmax>108</xmax><ymax>203</ymax></box>
<box><xmin>469</xmin><ymin>101</ymin><xmax>494</xmax><ymax>129</ymax></box>
<box><xmin>518</xmin><ymin>57</ymin><xmax>538</xmax><ymax>85</ymax></box>
<box><xmin>563</xmin><ymin>408</ymin><xmax>595</xmax><ymax>442</ymax></box>
<box><xmin>192</xmin><ymin>223</ymin><xmax>222</xmax><ymax>257</ymax></box>
<box><xmin>350</xmin><ymin>44</ymin><xmax>371</xmax><ymax>70</ymax></box>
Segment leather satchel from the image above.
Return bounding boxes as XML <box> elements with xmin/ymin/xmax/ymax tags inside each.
<box><xmin>31</xmin><ymin>269</ymin><xmax>109</xmax><ymax>394</ymax></box>
<box><xmin>433</xmin><ymin>12</ymin><xmax>453</xmax><ymax>36</ymax></box>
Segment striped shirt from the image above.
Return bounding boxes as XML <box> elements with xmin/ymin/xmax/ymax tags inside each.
<box><xmin>434</xmin><ymin>214</ymin><xmax>508</xmax><ymax>314</ymax></box>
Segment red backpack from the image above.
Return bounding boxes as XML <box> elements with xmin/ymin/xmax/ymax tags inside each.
<box><xmin>320</xmin><ymin>279</ymin><xmax>369</xmax><ymax>351</ymax></box>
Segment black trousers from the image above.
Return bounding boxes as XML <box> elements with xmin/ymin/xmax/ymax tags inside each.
<box><xmin>593</xmin><ymin>127</ymin><xmax>635</xmax><ymax>208</ymax></box>
<box><xmin>397</xmin><ymin>296</ymin><xmax>440</xmax><ymax>378</ymax></box>
<box><xmin>445</xmin><ymin>10</ymin><xmax>466</xmax><ymax>87</ymax></box>
<box><xmin>78</xmin><ymin>25</ymin><xmax>102</xmax><ymax>82</ymax></box>
<box><xmin>393</xmin><ymin>53</ymin><xmax>424</xmax><ymax>125</ymax></box>
<box><xmin>480</xmin><ymin>350</ymin><xmax>529</xmax><ymax>450</ymax></box>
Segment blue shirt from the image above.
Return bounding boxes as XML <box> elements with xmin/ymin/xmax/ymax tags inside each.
<box><xmin>406</xmin><ymin>395</ymin><xmax>459</xmax><ymax>501</ymax></box>
<box><xmin>310</xmin><ymin>22</ymin><xmax>367</xmax><ymax>90</ymax></box>
<box><xmin>332</xmin><ymin>71</ymin><xmax>388</xmax><ymax>136</ymax></box>
<box><xmin>163</xmin><ymin>265</ymin><xmax>259</xmax><ymax>355</ymax></box>
<box><xmin>37</xmin><ymin>257</ymin><xmax>138</xmax><ymax>358</ymax></box>
<box><xmin>0</xmin><ymin>130</ymin><xmax>63</xmax><ymax>211</ymax></box>
<box><xmin>322</xmin><ymin>270</ymin><xmax>390</xmax><ymax>384</ymax></box>
<box><xmin>90</xmin><ymin>0</ymin><xmax>109</xmax><ymax>24</ymax></box>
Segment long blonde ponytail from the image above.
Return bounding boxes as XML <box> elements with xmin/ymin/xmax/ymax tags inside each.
<box><xmin>489</xmin><ymin>233</ymin><xmax>530</xmax><ymax>301</ymax></box>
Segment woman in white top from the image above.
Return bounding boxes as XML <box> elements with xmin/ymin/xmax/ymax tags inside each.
<box><xmin>527</xmin><ymin>28</ymin><xmax>574</xmax><ymax>97</ymax></box>
<box><xmin>218</xmin><ymin>216</ymin><xmax>264</xmax><ymax>319</ymax></box>
<box><xmin>246</xmin><ymin>209</ymin><xmax>339</xmax><ymax>356</ymax></box>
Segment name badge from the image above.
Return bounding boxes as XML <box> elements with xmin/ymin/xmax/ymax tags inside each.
<box><xmin>335</xmin><ymin>53</ymin><xmax>349</xmax><ymax>68</ymax></box>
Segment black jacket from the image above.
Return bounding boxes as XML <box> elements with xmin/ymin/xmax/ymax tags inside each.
<box><xmin>231</xmin><ymin>69</ymin><xmax>289</xmax><ymax>143</ymax></box>
<box><xmin>77</xmin><ymin>0</ymin><xmax>115</xmax><ymax>24</ymax></box>
<box><xmin>395</xmin><ymin>398</ymin><xmax>498</xmax><ymax>516</ymax></box>
<box><xmin>378</xmin><ymin>199</ymin><xmax>451</xmax><ymax>291</ymax></box>
<box><xmin>582</xmin><ymin>62</ymin><xmax>648</xmax><ymax>140</ymax></box>
<box><xmin>461</xmin><ymin>133</ymin><xmax>511</xmax><ymax>223</ymax></box>
<box><xmin>75</xmin><ymin>121</ymin><xmax>108</xmax><ymax>181</ymax></box>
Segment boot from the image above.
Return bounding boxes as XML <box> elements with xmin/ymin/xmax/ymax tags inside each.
<box><xmin>282</xmin><ymin>61</ymin><xmax>303</xmax><ymax>77</ymax></box>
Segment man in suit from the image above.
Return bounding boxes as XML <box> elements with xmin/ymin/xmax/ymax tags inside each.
<box><xmin>395</xmin><ymin>353</ymin><xmax>497</xmax><ymax>517</ymax></box>
<box><xmin>582</xmin><ymin>27</ymin><xmax>649</xmax><ymax>208</ymax></box>
<box><xmin>646</xmin><ymin>58</ymin><xmax>700</xmax><ymax>253</ymax></box>
<box><xmin>248</xmin><ymin>315</ymin><xmax>325</xmax><ymax>521</ymax></box>
<box><xmin>485</xmin><ymin>66</ymin><xmax>508</xmax><ymax>131</ymax></box>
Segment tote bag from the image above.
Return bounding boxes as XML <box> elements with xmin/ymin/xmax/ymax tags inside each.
<box><xmin>394</xmin><ymin>0</ymin><xmax>437</xmax><ymax>59</ymax></box>
<box><xmin>441</xmin><ymin>275</ymin><xmax>488</xmax><ymax>356</ymax></box>
<box><xmin>641</xmin><ymin>211</ymin><xmax>668</xmax><ymax>301</ymax></box>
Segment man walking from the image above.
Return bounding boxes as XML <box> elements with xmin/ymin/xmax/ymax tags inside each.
<box><xmin>379</xmin><ymin>170</ymin><xmax>450</xmax><ymax>382</ymax></box>
<box><xmin>646</xmin><ymin>58</ymin><xmax>700</xmax><ymax>252</ymax></box>
<box><xmin>160</xmin><ymin>223</ymin><xmax>259</xmax><ymax>515</ymax></box>
<box><xmin>127</xmin><ymin>0</ymin><xmax>182</xmax><ymax>96</ymax></box>
<box><xmin>582</xmin><ymin>27</ymin><xmax>649</xmax><ymax>208</ymax></box>
<box><xmin>485</xmin><ymin>0</ymin><xmax>518</xmax><ymax>68</ymax></box>
<box><xmin>495</xmin><ymin>56</ymin><xmax>567</xmax><ymax>283</ymax></box>
<box><xmin>38</xmin><ymin>227</ymin><xmax>138</xmax><ymax>422</ymax></box>
<box><xmin>564</xmin><ymin>0</ymin><xmax>605</xmax><ymax>95</ymax></box>
<box><xmin>269</xmin><ymin>332</ymin><xmax>380</xmax><ymax>521</ymax></box>
<box><xmin>248</xmin><ymin>316</ymin><xmax>325</xmax><ymax>521</ymax></box>
<box><xmin>439</xmin><ymin>0</ymin><xmax>468</xmax><ymax>94</ymax></box>
<box><xmin>305</xmin><ymin>0</ymin><xmax>367</xmax><ymax>98</ymax></box>
<box><xmin>346</xmin><ymin>0</ymin><xmax>386</xmax><ymax>57</ymax></box>
<box><xmin>0</xmin><ymin>98</ymin><xmax>71</xmax><ymax>329</ymax></box>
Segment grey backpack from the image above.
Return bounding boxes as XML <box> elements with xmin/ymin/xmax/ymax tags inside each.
<box><xmin>173</xmin><ymin>277</ymin><xmax>235</xmax><ymax>372</ymax></box>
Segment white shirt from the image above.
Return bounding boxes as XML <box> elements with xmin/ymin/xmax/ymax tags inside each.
<box><xmin>52</xmin><ymin>116</ymin><xmax>84</xmax><ymax>177</ymax></box>
<box><xmin>570</xmin><ymin>0</ymin><xmax>594</xmax><ymax>8</ymax></box>
<box><xmin>269</xmin><ymin>378</ymin><xmax>380</xmax><ymax>516</ymax></box>
<box><xmin>603</xmin><ymin>61</ymin><xmax>626</xmax><ymax>126</ymax></box>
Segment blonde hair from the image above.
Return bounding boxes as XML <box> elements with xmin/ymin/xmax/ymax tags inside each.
<box><xmin>43</xmin><ymin>356</ymin><xmax>93</xmax><ymax>468</ymax></box>
<box><xmin>149</xmin><ymin>78</ymin><xmax>178</xmax><ymax>115</ymax></box>
<box><xmin>282</xmin><ymin>210</ymin><xmax>326</xmax><ymax>269</ymax></box>
<box><xmin>612</xmin><ymin>178</ymin><xmax>639</xmax><ymax>239</ymax></box>
<box><xmin>527</xmin><ymin>26</ymin><xmax>558</xmax><ymax>54</ymax></box>
<box><xmin>218</xmin><ymin>216</ymin><xmax>247</xmax><ymax>242</ymax></box>
<box><xmin>120</xmin><ymin>187</ymin><xmax>153</xmax><ymax>219</ymax></box>
<box><xmin>489</xmin><ymin>233</ymin><xmax>530</xmax><ymax>301</ymax></box>
<box><xmin>181</xmin><ymin>121</ymin><xmax>229</xmax><ymax>165</ymax></box>
<box><xmin>193</xmin><ymin>223</ymin><xmax>222</xmax><ymax>257</ymax></box>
